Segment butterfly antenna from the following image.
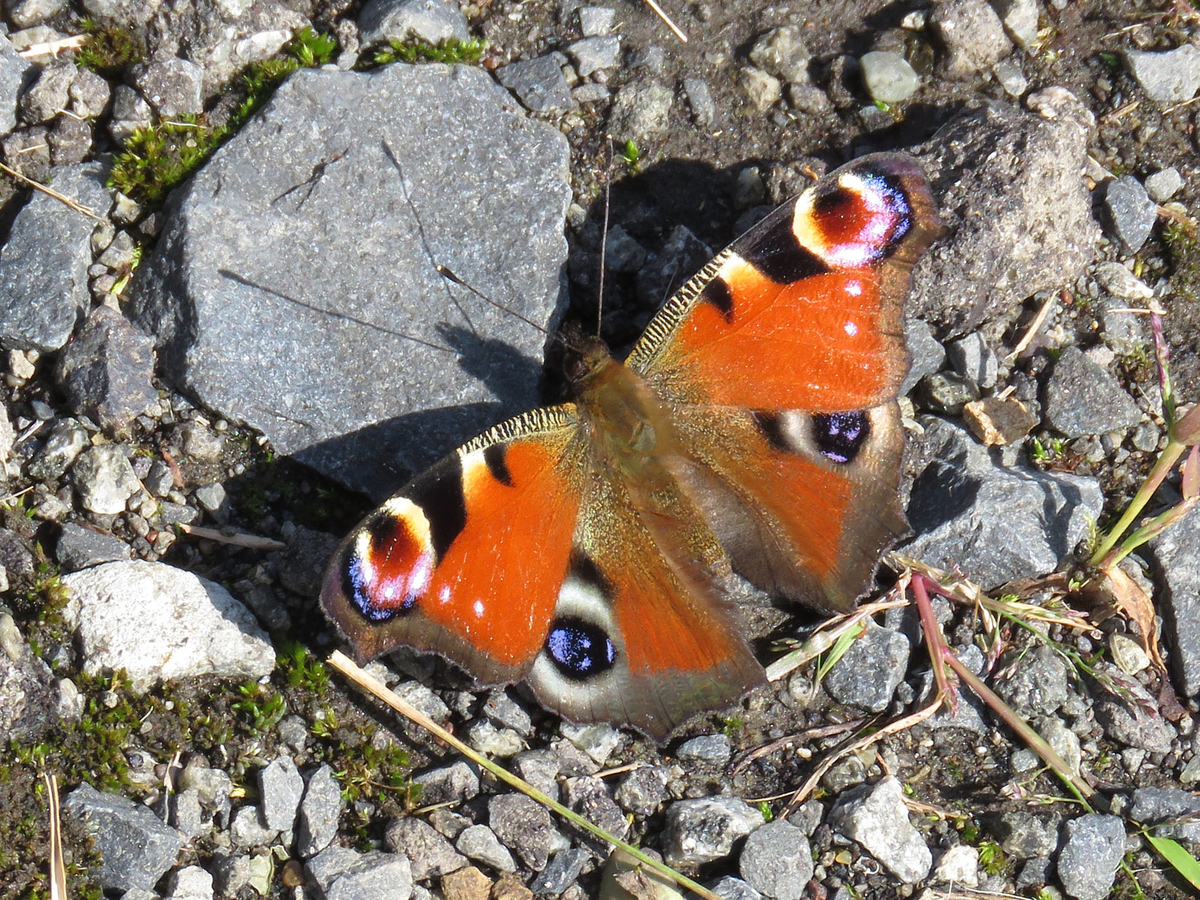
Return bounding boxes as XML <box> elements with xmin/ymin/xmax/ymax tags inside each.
<box><xmin>380</xmin><ymin>139</ymin><xmax>478</xmax><ymax>335</ymax></box>
<box><xmin>434</xmin><ymin>266</ymin><xmax>571</xmax><ymax>352</ymax></box>
<box><xmin>595</xmin><ymin>137</ymin><xmax>614</xmax><ymax>339</ymax></box>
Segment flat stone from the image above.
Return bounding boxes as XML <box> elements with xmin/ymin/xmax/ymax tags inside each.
<box><xmin>1145</xmin><ymin>167</ymin><xmax>1183</xmax><ymax>202</ymax></box>
<box><xmin>1056</xmin><ymin>814</ymin><xmax>1126</xmax><ymax>900</ymax></box>
<box><xmin>129</xmin><ymin>57</ymin><xmax>204</xmax><ymax>117</ymax></box>
<box><xmin>962</xmin><ymin>396</ymin><xmax>1038</xmax><ymax>445</ymax></box>
<box><xmin>824</xmin><ymin>621</ymin><xmax>911</xmax><ymax>713</ymax></box>
<box><xmin>488</xmin><ymin>794</ymin><xmax>564</xmax><ymax>871</ymax></box>
<box><xmin>456</xmin><ymin>825</ymin><xmax>516</xmax><ymax>873</ymax></box>
<box><xmin>55</xmin><ymin>522</ymin><xmax>133</xmax><ymax>571</ymax></box>
<box><xmin>1147</xmin><ymin>505</ymin><xmax>1200</xmax><ymax>695</ymax></box>
<box><xmin>663</xmin><ymin>797</ymin><xmax>763</xmax><ymax>866</ymax></box>
<box><xmin>128</xmin><ymin>65</ymin><xmax>570</xmax><ymax>498</ymax></box>
<box><xmin>1103</xmin><ymin>175</ymin><xmax>1159</xmax><ymax>253</ymax></box>
<box><xmin>606</xmin><ymin>80</ymin><xmax>673</xmax><ymax>143</ymax></box>
<box><xmin>930</xmin><ymin>0</ymin><xmax>1011</xmax><ymax>78</ymax></box>
<box><xmin>738</xmin><ymin>820</ymin><xmax>812</xmax><ymax>900</ymax></box>
<box><xmin>358</xmin><ymin>0</ymin><xmax>470</xmax><ymax>46</ymax></box>
<box><xmin>0</xmin><ymin>163</ymin><xmax>109</xmax><ymax>351</ymax></box>
<box><xmin>259</xmin><ymin>755</ymin><xmax>304</xmax><ymax>833</ymax></box>
<box><xmin>860</xmin><ymin>50</ymin><xmax>919</xmax><ymax>103</ymax></box>
<box><xmin>385</xmin><ymin>816</ymin><xmax>468</xmax><ymax>881</ymax></box>
<box><xmin>567</xmin><ymin>36</ymin><xmax>620</xmax><ymax>78</ymax></box>
<box><xmin>828</xmin><ymin>776</ymin><xmax>932</xmax><ymax>883</ymax></box>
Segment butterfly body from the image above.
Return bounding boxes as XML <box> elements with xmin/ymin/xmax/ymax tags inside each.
<box><xmin>321</xmin><ymin>153</ymin><xmax>943</xmax><ymax>739</ymax></box>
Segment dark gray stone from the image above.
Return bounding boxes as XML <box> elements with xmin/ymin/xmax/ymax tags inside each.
<box><xmin>63</xmin><ymin>783</ymin><xmax>184</xmax><ymax>892</ymax></box>
<box><xmin>56</xmin><ymin>306</ymin><xmax>158</xmax><ymax>439</ymax></box>
<box><xmin>129</xmin><ymin>57</ymin><xmax>204</xmax><ymax>117</ymax></box>
<box><xmin>902</xmin><ymin>318</ymin><xmax>946</xmax><ymax>395</ymax></box>
<box><xmin>563</xmin><ymin>775</ymin><xmax>627</xmax><ymax>842</ymax></box>
<box><xmin>0</xmin><ymin>32</ymin><xmax>31</xmax><ymax>136</ymax></box>
<box><xmin>488</xmin><ymin>793</ymin><xmax>563</xmax><ymax>871</ymax></box>
<box><xmin>711</xmin><ymin>876</ymin><xmax>766</xmax><ymax>900</ymax></box>
<box><xmin>1128</xmin><ymin>787</ymin><xmax>1200</xmax><ymax>842</ymax></box>
<box><xmin>991</xmin><ymin>644</ymin><xmax>1071</xmax><ymax>718</ymax></box>
<box><xmin>823</xmin><ymin>621</ymin><xmax>911</xmax><ymax>713</ymax></box>
<box><xmin>483</xmin><ymin>690</ymin><xmax>533</xmax><ymax>736</ymax></box>
<box><xmin>358</xmin><ymin>0</ymin><xmax>469</xmax><ymax>46</ymax></box>
<box><xmin>1125</xmin><ymin>45</ymin><xmax>1200</xmax><ymax>103</ymax></box>
<box><xmin>108</xmin><ymin>83</ymin><xmax>152</xmax><ymax>144</ymax></box>
<box><xmin>128</xmin><ymin>65</ymin><xmax>570</xmax><ymax>498</ymax></box>
<box><xmin>919</xmin><ymin>371</ymin><xmax>980</xmax><ymax>414</ymax></box>
<box><xmin>27</xmin><ymin>418</ymin><xmax>89</xmax><ymax>482</ymax></box>
<box><xmin>495</xmin><ymin>55</ymin><xmax>576</xmax><ymax>113</ymax></box>
<box><xmin>929</xmin><ymin>0</ymin><xmax>1011</xmax><ymax>78</ymax></box>
<box><xmin>49</xmin><ymin>115</ymin><xmax>92</xmax><ymax>166</ymax></box>
<box><xmin>663</xmin><ymin>796</ymin><xmax>763</xmax><ymax>866</ymax></box>
<box><xmin>56</xmin><ymin>522</ymin><xmax>132</xmax><ymax>571</ymax></box>
<box><xmin>386</xmin><ymin>816</ymin><xmax>467</xmax><ymax>881</ymax></box>
<box><xmin>529</xmin><ymin>848</ymin><xmax>588</xmax><ymax>895</ymax></box>
<box><xmin>411</xmin><ymin>760</ymin><xmax>480</xmax><ymax>806</ymax></box>
<box><xmin>0</xmin><ymin>163</ymin><xmax>110</xmax><ymax>351</ymax></box>
<box><xmin>828</xmin><ymin>776</ymin><xmax>931</xmax><ymax>883</ymax></box>
<box><xmin>636</xmin><ymin>224</ymin><xmax>712</xmax><ymax>307</ymax></box>
<box><xmin>903</xmin><ymin>418</ymin><xmax>1103</xmax><ymax>587</ymax></box>
<box><xmin>1104</xmin><ymin>175</ymin><xmax>1159</xmax><ymax>254</ymax></box>
<box><xmin>69</xmin><ymin>67</ymin><xmax>111</xmax><ymax>118</ymax></box>
<box><xmin>1043</xmin><ymin>347</ymin><xmax>1142</xmax><ymax>437</ymax></box>
<box><xmin>1056</xmin><ymin>814</ymin><xmax>1126</xmax><ymax>900</ymax></box>
<box><xmin>738</xmin><ymin>820</ymin><xmax>812</xmax><ymax>900</ymax></box>
<box><xmin>946</xmin><ymin>332</ymin><xmax>997</xmax><ymax>389</ymax></box>
<box><xmin>1147</xmin><ymin>505</ymin><xmax>1200</xmax><ymax>696</ymax></box>
<box><xmin>279</xmin><ymin>526</ymin><xmax>339</xmax><ymax>597</ymax></box>
<box><xmin>1091</xmin><ymin>661</ymin><xmax>1174</xmax><ymax>752</ymax></box>
<box><xmin>910</xmin><ymin>93</ymin><xmax>1098</xmax><ymax>336</ymax></box>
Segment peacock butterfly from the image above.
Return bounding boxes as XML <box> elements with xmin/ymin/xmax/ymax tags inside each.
<box><xmin>319</xmin><ymin>153</ymin><xmax>943</xmax><ymax>740</ymax></box>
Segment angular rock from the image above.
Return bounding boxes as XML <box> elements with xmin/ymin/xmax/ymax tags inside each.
<box><xmin>1125</xmin><ymin>44</ymin><xmax>1200</xmax><ymax>103</ymax></box>
<box><xmin>962</xmin><ymin>396</ymin><xmax>1038</xmax><ymax>445</ymax></box>
<box><xmin>6</xmin><ymin>0</ymin><xmax>67</xmax><ymax>29</ymax></box>
<box><xmin>488</xmin><ymin>794</ymin><xmax>563</xmax><ymax>871</ymax></box>
<box><xmin>824</xmin><ymin>621</ymin><xmax>911</xmax><ymax>713</ymax></box>
<box><xmin>1128</xmin><ymin>787</ymin><xmax>1200</xmax><ymax>842</ymax></box>
<box><xmin>19</xmin><ymin>59</ymin><xmax>74</xmax><ymax>123</ymax></box>
<box><xmin>167</xmin><ymin>866</ymin><xmax>214</xmax><ymax>900</ymax></box>
<box><xmin>1103</xmin><ymin>175</ymin><xmax>1159</xmax><ymax>254</ymax></box>
<box><xmin>748</xmin><ymin>25</ymin><xmax>810</xmax><ymax>84</ymax></box>
<box><xmin>72</xmin><ymin>445</ymin><xmax>142</xmax><ymax>515</ymax></box>
<box><xmin>992</xmin><ymin>0</ymin><xmax>1038</xmax><ymax>48</ymax></box>
<box><xmin>614</xmin><ymin>765</ymin><xmax>669</xmax><ymax>817</ymax></box>
<box><xmin>903</xmin><ymin>418</ymin><xmax>1103</xmax><ymax>587</ymax></box>
<box><xmin>930</xmin><ymin>0</ymin><xmax>1011</xmax><ymax>78</ymax></box>
<box><xmin>412</xmin><ymin>760</ymin><xmax>480</xmax><ymax>806</ymax></box>
<box><xmin>992</xmin><ymin>644</ymin><xmax>1071</xmax><ymax>718</ymax></box>
<box><xmin>55</xmin><ymin>522</ymin><xmax>133</xmax><ymax>571</ymax></box>
<box><xmin>306</xmin><ymin>845</ymin><xmax>414</xmax><ymax>900</ymax></box>
<box><xmin>606</xmin><ymin>80</ymin><xmax>673</xmax><ymax>143</ymax></box>
<box><xmin>1091</xmin><ymin>661</ymin><xmax>1174</xmax><ymax>753</ymax></box>
<box><xmin>64</xmin><ymin>783</ymin><xmax>185</xmax><ymax>892</ymax></box>
<box><xmin>0</xmin><ymin>163</ymin><xmax>110</xmax><ymax>351</ymax></box>
<box><xmin>568</xmin><ymin>36</ymin><xmax>620</xmax><ymax>78</ymax></box>
<box><xmin>993</xmin><ymin>809</ymin><xmax>1061</xmax><ymax>859</ymax></box>
<box><xmin>128</xmin><ymin>65</ymin><xmax>570</xmax><ymax>498</ymax></box>
<box><xmin>1056</xmin><ymin>814</ymin><xmax>1125</xmax><ymax>900</ymax></box>
<box><xmin>1042</xmin><ymin>347</ymin><xmax>1142</xmax><ymax>437</ymax></box>
<box><xmin>663</xmin><ymin>796</ymin><xmax>763</xmax><ymax>866</ymax></box>
<box><xmin>259</xmin><ymin>755</ymin><xmax>304</xmax><ymax>833</ymax></box>
<box><xmin>386</xmin><ymin>816</ymin><xmax>467</xmax><ymax>881</ymax></box>
<box><xmin>738</xmin><ymin>820</ymin><xmax>813</xmax><ymax>900</ymax></box>
<box><xmin>529</xmin><ymin>848</ymin><xmax>588</xmax><ymax>895</ymax></box>
<box><xmin>55</xmin><ymin>305</ymin><xmax>158</xmax><ymax>439</ymax></box>
<box><xmin>129</xmin><ymin>57</ymin><xmax>204</xmax><ymax>117</ymax></box>
<box><xmin>62</xmin><ymin>560</ymin><xmax>276</xmax><ymax>690</ymax></box>
<box><xmin>1145</xmin><ymin>167</ymin><xmax>1183</xmax><ymax>202</ymax></box>
<box><xmin>0</xmin><ymin>32</ymin><xmax>32</xmax><ymax>136</ymax></box>
<box><xmin>910</xmin><ymin>93</ymin><xmax>1098</xmax><ymax>336</ymax></box>
<box><xmin>495</xmin><ymin>55</ymin><xmax>576</xmax><ymax>114</ymax></box>
<box><xmin>357</xmin><ymin>0</ymin><xmax>470</xmax><ymax>47</ymax></box>
<box><xmin>828</xmin><ymin>777</ymin><xmax>932</xmax><ymax>883</ymax></box>
<box><xmin>298</xmin><ymin>764</ymin><xmax>344</xmax><ymax>857</ymax></box>
<box><xmin>676</xmin><ymin>733</ymin><xmax>732</xmax><ymax>766</ymax></box>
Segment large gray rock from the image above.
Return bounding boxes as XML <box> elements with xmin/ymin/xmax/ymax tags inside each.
<box><xmin>0</xmin><ymin>613</ymin><xmax>57</xmax><ymax>741</ymax></box>
<box><xmin>1042</xmin><ymin>347</ymin><xmax>1142</xmax><ymax>437</ymax></box>
<box><xmin>62</xmin><ymin>560</ymin><xmax>276</xmax><ymax>690</ymax></box>
<box><xmin>129</xmin><ymin>64</ymin><xmax>571</xmax><ymax>497</ymax></box>
<box><xmin>0</xmin><ymin>31</ymin><xmax>34</xmax><ymax>136</ymax></box>
<box><xmin>903</xmin><ymin>418</ymin><xmax>1103</xmax><ymax>587</ymax></box>
<box><xmin>0</xmin><ymin>163</ymin><xmax>110</xmax><ymax>351</ymax></box>
<box><xmin>910</xmin><ymin>91</ymin><xmax>1098</xmax><ymax>336</ymax></box>
<box><xmin>829</xmin><ymin>776</ymin><xmax>932</xmax><ymax>883</ymax></box>
<box><xmin>1056</xmin><ymin>814</ymin><xmax>1126</xmax><ymax>900</ymax></box>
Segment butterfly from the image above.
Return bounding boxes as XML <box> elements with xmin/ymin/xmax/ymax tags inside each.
<box><xmin>319</xmin><ymin>153</ymin><xmax>943</xmax><ymax>740</ymax></box>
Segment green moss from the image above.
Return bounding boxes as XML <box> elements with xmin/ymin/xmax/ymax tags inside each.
<box><xmin>74</xmin><ymin>20</ymin><xmax>143</xmax><ymax>78</ymax></box>
<box><xmin>107</xmin><ymin>27</ymin><xmax>338</xmax><ymax>207</ymax></box>
<box><xmin>372</xmin><ymin>37</ymin><xmax>487</xmax><ymax>67</ymax></box>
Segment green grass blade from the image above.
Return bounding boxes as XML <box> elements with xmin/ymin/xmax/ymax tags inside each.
<box><xmin>1146</xmin><ymin>834</ymin><xmax>1200</xmax><ymax>891</ymax></box>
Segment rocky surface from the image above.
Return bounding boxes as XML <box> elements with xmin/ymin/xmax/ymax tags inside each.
<box><xmin>0</xmin><ymin>0</ymin><xmax>1199</xmax><ymax>899</ymax></box>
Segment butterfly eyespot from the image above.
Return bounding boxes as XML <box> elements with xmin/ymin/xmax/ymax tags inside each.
<box><xmin>342</xmin><ymin>508</ymin><xmax>434</xmax><ymax>621</ymax></box>
<box><xmin>811</xmin><ymin>411</ymin><xmax>871</xmax><ymax>464</ymax></box>
<box><xmin>545</xmin><ymin>616</ymin><xmax>617</xmax><ymax>680</ymax></box>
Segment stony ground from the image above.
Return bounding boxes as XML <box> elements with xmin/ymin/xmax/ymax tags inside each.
<box><xmin>2</xmin><ymin>0</ymin><xmax>1200</xmax><ymax>899</ymax></box>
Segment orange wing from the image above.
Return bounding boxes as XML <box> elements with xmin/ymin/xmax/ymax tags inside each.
<box><xmin>627</xmin><ymin>153</ymin><xmax>942</xmax><ymax>411</ymax></box>
<box><xmin>320</xmin><ymin>407</ymin><xmax>588</xmax><ymax>683</ymax></box>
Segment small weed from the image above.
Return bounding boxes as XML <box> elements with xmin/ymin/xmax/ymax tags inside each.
<box><xmin>1097</xmin><ymin>50</ymin><xmax>1123</xmax><ymax>71</ymax></box>
<box><xmin>75</xmin><ymin>19</ymin><xmax>143</xmax><ymax>77</ymax></box>
<box><xmin>232</xmin><ymin>680</ymin><xmax>288</xmax><ymax>732</ymax></box>
<box><xmin>620</xmin><ymin>139</ymin><xmax>641</xmax><ymax>171</ymax></box>
<box><xmin>278</xmin><ymin>639</ymin><xmax>331</xmax><ymax>692</ymax></box>
<box><xmin>372</xmin><ymin>36</ymin><xmax>487</xmax><ymax>67</ymax></box>
<box><xmin>757</xmin><ymin>801</ymin><xmax>774</xmax><ymax>822</ymax></box>
<box><xmin>977</xmin><ymin>839</ymin><xmax>1006</xmax><ymax>875</ymax></box>
<box><xmin>289</xmin><ymin>26</ymin><xmax>337</xmax><ymax>67</ymax></box>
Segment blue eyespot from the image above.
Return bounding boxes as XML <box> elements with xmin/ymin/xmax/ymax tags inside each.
<box><xmin>545</xmin><ymin>617</ymin><xmax>617</xmax><ymax>680</ymax></box>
